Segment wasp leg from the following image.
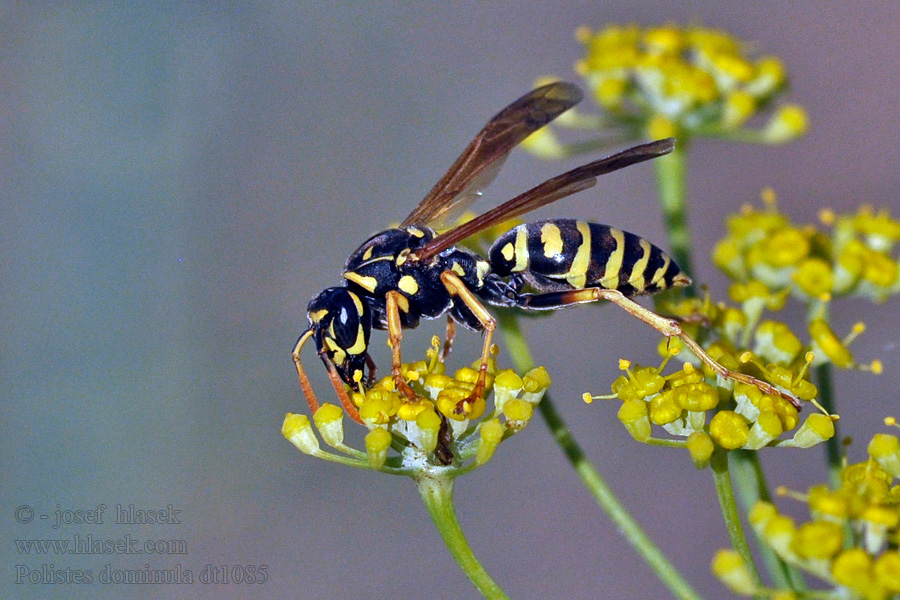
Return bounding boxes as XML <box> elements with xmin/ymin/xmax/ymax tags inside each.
<box><xmin>385</xmin><ymin>291</ymin><xmax>424</xmax><ymax>402</ymax></box>
<box><xmin>441</xmin><ymin>317</ymin><xmax>457</xmax><ymax>361</ymax></box>
<box><xmin>365</xmin><ymin>353</ymin><xmax>378</xmax><ymax>388</ymax></box>
<box><xmin>439</xmin><ymin>271</ymin><xmax>497</xmax><ymax>416</ymax></box>
<box><xmin>292</xmin><ymin>329</ymin><xmax>364</xmax><ymax>424</ymax></box>
<box><xmin>513</xmin><ymin>288</ymin><xmax>803</xmax><ymax>410</ymax></box>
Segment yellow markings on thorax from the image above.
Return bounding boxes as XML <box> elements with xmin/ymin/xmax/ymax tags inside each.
<box><xmin>500</xmin><ymin>242</ymin><xmax>514</xmax><ymax>262</ymax></box>
<box><xmin>398</xmin><ymin>275</ymin><xmax>419</xmax><ymax>296</ymax></box>
<box><xmin>540</xmin><ymin>222</ymin><xmax>564</xmax><ymax>258</ymax></box>
<box><xmin>475</xmin><ymin>260</ymin><xmax>489</xmax><ymax>286</ymax></box>
<box><xmin>395</xmin><ymin>248</ymin><xmax>411</xmax><ymax>266</ymax></box>
<box><xmin>627</xmin><ymin>238</ymin><xmax>653</xmax><ymax>291</ymax></box>
<box><xmin>362</xmin><ymin>246</ymin><xmax>374</xmax><ymax>261</ymax></box>
<box><xmin>513</xmin><ymin>227</ymin><xmax>529</xmax><ymax>273</ymax></box>
<box><xmin>407</xmin><ymin>226</ymin><xmax>425</xmax><ymax>238</ymax></box>
<box><xmin>599</xmin><ymin>227</ymin><xmax>626</xmax><ymax>289</ymax></box>
<box><xmin>451</xmin><ymin>262</ymin><xmax>466</xmax><ymax>277</ymax></box>
<box><xmin>565</xmin><ymin>221</ymin><xmax>593</xmax><ymax>289</ymax></box>
<box><xmin>344</xmin><ymin>271</ymin><xmax>379</xmax><ymax>292</ymax></box>
<box><xmin>649</xmin><ymin>253</ymin><xmax>672</xmax><ymax>289</ymax></box>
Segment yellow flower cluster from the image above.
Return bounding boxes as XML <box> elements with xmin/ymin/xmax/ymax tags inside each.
<box><xmin>574</xmin><ymin>24</ymin><xmax>806</xmax><ymax>141</ymax></box>
<box><xmin>714</xmin><ymin>425</ymin><xmax>900</xmax><ymax>599</ymax></box>
<box><xmin>715</xmin><ymin>190</ymin><xmax>900</xmax><ymax>305</ymax></box>
<box><xmin>600</xmin><ymin>333</ymin><xmax>834</xmax><ymax>466</ymax></box>
<box><xmin>283</xmin><ymin>336</ymin><xmax>551</xmax><ymax>472</ymax></box>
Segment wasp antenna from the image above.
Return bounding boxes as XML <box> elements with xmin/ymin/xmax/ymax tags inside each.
<box><xmin>292</xmin><ymin>329</ymin><xmax>320</xmax><ymax>414</ymax></box>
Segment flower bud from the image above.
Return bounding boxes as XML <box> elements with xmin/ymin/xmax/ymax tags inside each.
<box><xmin>522</xmin><ymin>366</ymin><xmax>551</xmax><ymax>404</ymax></box>
<box><xmin>784</xmin><ymin>414</ymin><xmax>835</xmax><ymax>448</ymax></box>
<box><xmin>365</xmin><ymin>428</ymin><xmax>393</xmax><ymax>469</ymax></box>
<box><xmin>476</xmin><ymin>419</ymin><xmax>505</xmax><ymax>465</ymax></box>
<box><xmin>868</xmin><ymin>433</ymin><xmax>900</xmax><ymax>477</ymax></box>
<box><xmin>686</xmin><ymin>431</ymin><xmax>715</xmax><ymax>469</ymax></box>
<box><xmin>710</xmin><ymin>410</ymin><xmax>750</xmax><ymax>450</ymax></box>
<box><xmin>711</xmin><ymin>549</ymin><xmax>756</xmax><ymax>594</ymax></box>
<box><xmin>282</xmin><ymin>413</ymin><xmax>320</xmax><ymax>454</ymax></box>
<box><xmin>618</xmin><ymin>400</ymin><xmax>651</xmax><ymax>441</ymax></box>
<box><xmin>503</xmin><ymin>398</ymin><xmax>533</xmax><ymax>432</ymax></box>
<box><xmin>313</xmin><ymin>404</ymin><xmax>344</xmax><ymax>447</ymax></box>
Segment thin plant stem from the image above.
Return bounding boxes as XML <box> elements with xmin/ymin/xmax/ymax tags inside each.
<box><xmin>710</xmin><ymin>450</ymin><xmax>762</xmax><ymax>587</ymax></box>
<box><xmin>417</xmin><ymin>475</ymin><xmax>510</xmax><ymax>600</ymax></box>
<box><xmin>653</xmin><ymin>139</ymin><xmax>696</xmax><ymax>295</ymax></box>
<box><xmin>730</xmin><ymin>451</ymin><xmax>807</xmax><ymax>591</ymax></box>
<box><xmin>498</xmin><ymin>312</ymin><xmax>704</xmax><ymax>600</ymax></box>
<box><xmin>815</xmin><ymin>362</ymin><xmax>842</xmax><ymax>486</ymax></box>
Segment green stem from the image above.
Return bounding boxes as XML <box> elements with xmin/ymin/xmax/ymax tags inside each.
<box><xmin>710</xmin><ymin>450</ymin><xmax>762</xmax><ymax>587</ymax></box>
<box><xmin>417</xmin><ymin>475</ymin><xmax>510</xmax><ymax>600</ymax></box>
<box><xmin>730</xmin><ymin>451</ymin><xmax>807</xmax><ymax>591</ymax></box>
<box><xmin>815</xmin><ymin>362</ymin><xmax>842</xmax><ymax>486</ymax></box>
<box><xmin>653</xmin><ymin>139</ymin><xmax>696</xmax><ymax>296</ymax></box>
<box><xmin>499</xmin><ymin>312</ymin><xmax>703</xmax><ymax>600</ymax></box>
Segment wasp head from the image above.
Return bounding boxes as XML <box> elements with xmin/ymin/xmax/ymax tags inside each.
<box><xmin>306</xmin><ymin>287</ymin><xmax>371</xmax><ymax>386</ymax></box>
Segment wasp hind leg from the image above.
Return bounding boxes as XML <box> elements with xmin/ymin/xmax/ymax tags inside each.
<box><xmin>511</xmin><ymin>287</ymin><xmax>803</xmax><ymax>410</ymax></box>
<box><xmin>292</xmin><ymin>330</ymin><xmax>364</xmax><ymax>424</ymax></box>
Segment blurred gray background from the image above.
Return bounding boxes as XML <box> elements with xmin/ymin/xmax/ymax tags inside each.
<box><xmin>2</xmin><ymin>2</ymin><xmax>899</xmax><ymax>599</ymax></box>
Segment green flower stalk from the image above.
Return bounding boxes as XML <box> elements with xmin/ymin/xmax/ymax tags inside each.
<box><xmin>283</xmin><ymin>335</ymin><xmax>550</xmax><ymax>598</ymax></box>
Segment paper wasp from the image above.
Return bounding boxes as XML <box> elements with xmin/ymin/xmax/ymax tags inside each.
<box><xmin>293</xmin><ymin>82</ymin><xmax>802</xmax><ymax>426</ymax></box>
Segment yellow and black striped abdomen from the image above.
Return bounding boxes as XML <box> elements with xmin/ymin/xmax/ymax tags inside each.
<box><xmin>488</xmin><ymin>219</ymin><xmax>689</xmax><ymax>296</ymax></box>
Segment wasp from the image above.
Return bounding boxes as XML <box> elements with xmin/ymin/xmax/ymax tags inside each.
<box><xmin>293</xmin><ymin>82</ymin><xmax>802</xmax><ymax>427</ymax></box>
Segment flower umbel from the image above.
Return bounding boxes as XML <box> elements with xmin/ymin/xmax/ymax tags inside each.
<box><xmin>586</xmin><ymin>292</ymin><xmax>841</xmax><ymax>461</ymax></box>
<box><xmin>715</xmin><ymin>190</ymin><xmax>900</xmax><ymax>307</ymax></box>
<box><xmin>714</xmin><ymin>421</ymin><xmax>900</xmax><ymax>599</ymax></box>
<box><xmin>284</xmin><ymin>335</ymin><xmax>550</xmax><ymax>475</ymax></box>
<box><xmin>522</xmin><ymin>24</ymin><xmax>807</xmax><ymax>160</ymax></box>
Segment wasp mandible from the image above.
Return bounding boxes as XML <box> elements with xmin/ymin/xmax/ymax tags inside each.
<box><xmin>293</xmin><ymin>82</ymin><xmax>802</xmax><ymax>424</ymax></box>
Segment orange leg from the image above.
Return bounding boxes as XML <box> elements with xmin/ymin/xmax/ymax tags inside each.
<box><xmin>385</xmin><ymin>291</ymin><xmax>424</xmax><ymax>402</ymax></box>
<box><xmin>517</xmin><ymin>287</ymin><xmax>803</xmax><ymax>409</ymax></box>
<box><xmin>439</xmin><ymin>271</ymin><xmax>497</xmax><ymax>416</ymax></box>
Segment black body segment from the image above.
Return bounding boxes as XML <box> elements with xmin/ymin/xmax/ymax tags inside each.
<box><xmin>488</xmin><ymin>219</ymin><xmax>686</xmax><ymax>297</ymax></box>
<box><xmin>341</xmin><ymin>226</ymin><xmax>495</xmax><ymax>333</ymax></box>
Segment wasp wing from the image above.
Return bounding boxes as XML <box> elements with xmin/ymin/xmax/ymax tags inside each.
<box><xmin>412</xmin><ymin>138</ymin><xmax>676</xmax><ymax>262</ymax></box>
<box><xmin>400</xmin><ymin>81</ymin><xmax>583</xmax><ymax>228</ymax></box>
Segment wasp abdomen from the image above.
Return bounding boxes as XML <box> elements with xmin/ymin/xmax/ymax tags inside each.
<box><xmin>489</xmin><ymin>219</ymin><xmax>688</xmax><ymax>296</ymax></box>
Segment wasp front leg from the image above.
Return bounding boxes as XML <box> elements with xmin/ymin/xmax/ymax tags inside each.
<box><xmin>439</xmin><ymin>271</ymin><xmax>497</xmax><ymax>417</ymax></box>
<box><xmin>385</xmin><ymin>291</ymin><xmax>426</xmax><ymax>403</ymax></box>
<box><xmin>513</xmin><ymin>287</ymin><xmax>804</xmax><ymax>410</ymax></box>
<box><xmin>292</xmin><ymin>330</ymin><xmax>364</xmax><ymax>424</ymax></box>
